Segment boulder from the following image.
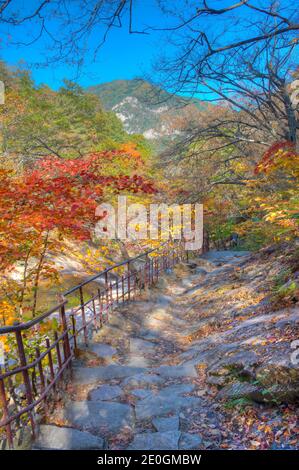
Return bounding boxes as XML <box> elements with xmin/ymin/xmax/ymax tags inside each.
<box><xmin>217</xmin><ymin>382</ymin><xmax>264</xmax><ymax>402</ymax></box>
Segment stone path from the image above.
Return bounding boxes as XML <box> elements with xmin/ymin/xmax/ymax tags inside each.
<box><xmin>34</xmin><ymin>251</ymin><xmax>258</xmax><ymax>450</ymax></box>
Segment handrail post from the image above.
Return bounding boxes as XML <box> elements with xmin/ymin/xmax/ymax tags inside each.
<box><xmin>145</xmin><ymin>254</ymin><xmax>150</xmax><ymax>287</ymax></box>
<box><xmin>121</xmin><ymin>275</ymin><xmax>125</xmax><ymax>302</ymax></box>
<box><xmin>97</xmin><ymin>289</ymin><xmax>103</xmax><ymax>327</ymax></box>
<box><xmin>59</xmin><ymin>301</ymin><xmax>71</xmax><ymax>362</ymax></box>
<box><xmin>0</xmin><ymin>366</ymin><xmax>13</xmax><ymax>448</ymax></box>
<box><xmin>14</xmin><ymin>324</ymin><xmax>35</xmax><ymax>437</ymax></box>
<box><xmin>116</xmin><ymin>278</ymin><xmax>119</xmax><ymax>304</ymax></box>
<box><xmin>127</xmin><ymin>261</ymin><xmax>131</xmax><ymax>300</ymax></box>
<box><xmin>104</xmin><ymin>271</ymin><xmax>109</xmax><ymax>306</ymax></box>
<box><xmin>70</xmin><ymin>308</ymin><xmax>77</xmax><ymax>350</ymax></box>
<box><xmin>79</xmin><ymin>287</ymin><xmax>88</xmax><ymax>347</ymax></box>
<box><xmin>92</xmin><ymin>295</ymin><xmax>98</xmax><ymax>331</ymax></box>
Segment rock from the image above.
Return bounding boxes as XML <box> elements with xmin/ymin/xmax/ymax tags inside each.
<box><xmin>13</xmin><ymin>427</ymin><xmax>32</xmax><ymax>450</ymax></box>
<box><xmin>275</xmin><ymin>312</ymin><xmax>299</xmax><ymax>329</ymax></box>
<box><xmin>153</xmin><ymin>416</ymin><xmax>179</xmax><ymax>432</ymax></box>
<box><xmin>260</xmin><ymin>383</ymin><xmax>299</xmax><ymax>403</ymax></box>
<box><xmin>255</xmin><ymin>361</ymin><xmax>299</xmax><ymax>402</ymax></box>
<box><xmin>90</xmin><ymin>343</ymin><xmax>117</xmax><ymax>359</ymax></box>
<box><xmin>271</xmin><ymin>442</ymin><xmax>297</xmax><ymax>450</ymax></box>
<box><xmin>256</xmin><ymin>362</ymin><xmax>299</xmax><ymax>387</ymax></box>
<box><xmin>155</xmin><ymin>365</ymin><xmax>198</xmax><ymax>378</ymax></box>
<box><xmin>140</xmin><ymin>329</ymin><xmax>164</xmax><ymax>340</ymax></box>
<box><xmin>131</xmin><ymin>389</ymin><xmax>152</xmax><ymax>399</ymax></box>
<box><xmin>195</xmin><ymin>267</ymin><xmax>208</xmax><ymax>276</ymax></box>
<box><xmin>127</xmin><ymin>431</ymin><xmax>181</xmax><ymax>450</ymax></box>
<box><xmin>108</xmin><ymin>312</ymin><xmax>140</xmax><ymax>331</ymax></box>
<box><xmin>158</xmin><ymin>384</ymin><xmax>195</xmax><ymax>396</ymax></box>
<box><xmin>34</xmin><ymin>425</ymin><xmax>104</xmax><ymax>450</ymax></box>
<box><xmin>217</xmin><ymin>382</ymin><xmax>263</xmax><ymax>402</ymax></box>
<box><xmin>125</xmin><ymin>355</ymin><xmax>150</xmax><ymax>367</ymax></box>
<box><xmin>179</xmin><ymin>433</ymin><xmax>202</xmax><ymax>450</ymax></box>
<box><xmin>154</xmin><ymin>277</ymin><xmax>169</xmax><ymax>290</ymax></box>
<box><xmin>207</xmin><ymin>350</ymin><xmax>259</xmax><ymax>381</ymax></box>
<box><xmin>156</xmin><ymin>295</ymin><xmax>172</xmax><ymax>306</ymax></box>
<box><xmin>130</xmin><ymin>338</ymin><xmax>157</xmax><ymax>354</ymax></box>
<box><xmin>93</xmin><ymin>324</ymin><xmax>129</xmax><ymax>343</ymax></box>
<box><xmin>135</xmin><ymin>395</ymin><xmax>202</xmax><ymax>420</ymax></box>
<box><xmin>73</xmin><ymin>365</ymin><xmax>147</xmax><ymax>384</ymax></box>
<box><xmin>200</xmin><ymin>251</ymin><xmax>250</xmax><ymax>265</ymax></box>
<box><xmin>218</xmin><ymin>350</ymin><xmax>259</xmax><ymax>369</ymax></box>
<box><xmin>64</xmin><ymin>401</ymin><xmax>134</xmax><ymax>436</ymax></box>
<box><xmin>122</xmin><ymin>373</ymin><xmax>164</xmax><ymax>388</ymax></box>
<box><xmin>186</xmin><ymin>262</ymin><xmax>198</xmax><ymax>270</ymax></box>
<box><xmin>88</xmin><ymin>385</ymin><xmax>122</xmax><ymax>401</ymax></box>
<box><xmin>206</xmin><ymin>375</ymin><xmax>228</xmax><ymax>386</ymax></box>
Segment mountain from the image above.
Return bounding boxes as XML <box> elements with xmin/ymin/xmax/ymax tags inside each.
<box><xmin>87</xmin><ymin>79</ymin><xmax>206</xmax><ymax>143</ymax></box>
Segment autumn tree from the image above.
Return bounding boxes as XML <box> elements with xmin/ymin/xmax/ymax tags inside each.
<box><xmin>0</xmin><ymin>148</ymin><xmax>156</xmax><ymax>323</ymax></box>
<box><xmin>0</xmin><ymin>63</ymin><xmax>137</xmax><ymax>165</ymax></box>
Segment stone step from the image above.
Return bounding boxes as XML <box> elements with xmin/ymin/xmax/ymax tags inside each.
<box><xmin>33</xmin><ymin>425</ymin><xmax>104</xmax><ymax>450</ymax></box>
<box><xmin>88</xmin><ymin>384</ymin><xmax>122</xmax><ymax>401</ymax></box>
<box><xmin>127</xmin><ymin>431</ymin><xmax>181</xmax><ymax>450</ymax></box>
<box><xmin>73</xmin><ymin>365</ymin><xmax>148</xmax><ymax>384</ymax></box>
<box><xmin>126</xmin><ymin>431</ymin><xmax>203</xmax><ymax>450</ymax></box>
<box><xmin>63</xmin><ymin>401</ymin><xmax>134</xmax><ymax>436</ymax></box>
<box><xmin>135</xmin><ymin>394</ymin><xmax>202</xmax><ymax>421</ymax></box>
<box><xmin>122</xmin><ymin>372</ymin><xmax>165</xmax><ymax>388</ymax></box>
<box><xmin>153</xmin><ymin>416</ymin><xmax>179</xmax><ymax>432</ymax></box>
<box><xmin>154</xmin><ymin>365</ymin><xmax>198</xmax><ymax>378</ymax></box>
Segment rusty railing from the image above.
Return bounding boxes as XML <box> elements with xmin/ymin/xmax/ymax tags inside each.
<box><xmin>0</xmin><ymin>242</ymin><xmax>188</xmax><ymax>448</ymax></box>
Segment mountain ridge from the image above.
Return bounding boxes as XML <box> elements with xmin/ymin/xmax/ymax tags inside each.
<box><xmin>86</xmin><ymin>79</ymin><xmax>206</xmax><ymax>143</ymax></box>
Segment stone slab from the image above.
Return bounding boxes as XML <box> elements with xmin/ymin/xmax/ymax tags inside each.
<box><xmin>88</xmin><ymin>384</ymin><xmax>122</xmax><ymax>401</ymax></box>
<box><xmin>64</xmin><ymin>401</ymin><xmax>134</xmax><ymax>436</ymax></box>
<box><xmin>73</xmin><ymin>365</ymin><xmax>147</xmax><ymax>384</ymax></box>
<box><xmin>127</xmin><ymin>431</ymin><xmax>181</xmax><ymax>450</ymax></box>
<box><xmin>34</xmin><ymin>425</ymin><xmax>104</xmax><ymax>450</ymax></box>
<box><xmin>153</xmin><ymin>416</ymin><xmax>180</xmax><ymax>432</ymax></box>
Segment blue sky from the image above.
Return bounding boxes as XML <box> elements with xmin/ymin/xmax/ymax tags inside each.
<box><xmin>0</xmin><ymin>1</ymin><xmax>297</xmax><ymax>92</ymax></box>
<box><xmin>0</xmin><ymin>1</ymin><xmax>167</xmax><ymax>89</ymax></box>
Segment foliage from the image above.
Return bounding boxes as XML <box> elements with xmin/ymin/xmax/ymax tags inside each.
<box><xmin>249</xmin><ymin>142</ymin><xmax>299</xmax><ymax>241</ymax></box>
<box><xmin>0</xmin><ymin>148</ymin><xmax>156</xmax><ymax>323</ymax></box>
<box><xmin>0</xmin><ymin>61</ymin><xmax>159</xmax><ymax>326</ymax></box>
<box><xmin>0</xmin><ymin>63</ymin><xmax>150</xmax><ymax>163</ymax></box>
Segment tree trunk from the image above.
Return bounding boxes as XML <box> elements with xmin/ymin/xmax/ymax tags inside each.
<box><xmin>282</xmin><ymin>86</ymin><xmax>298</xmax><ymax>149</ymax></box>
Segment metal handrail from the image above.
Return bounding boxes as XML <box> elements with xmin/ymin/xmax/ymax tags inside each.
<box><xmin>63</xmin><ymin>242</ymin><xmax>167</xmax><ymax>296</ymax></box>
<box><xmin>0</xmin><ymin>301</ymin><xmax>67</xmax><ymax>334</ymax></box>
<box><xmin>0</xmin><ymin>243</ymin><xmax>168</xmax><ymax>335</ymax></box>
<box><xmin>0</xmin><ymin>241</ymin><xmax>186</xmax><ymax>448</ymax></box>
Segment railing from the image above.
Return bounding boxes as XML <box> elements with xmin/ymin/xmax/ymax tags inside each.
<box><xmin>0</xmin><ymin>242</ymin><xmax>188</xmax><ymax>448</ymax></box>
